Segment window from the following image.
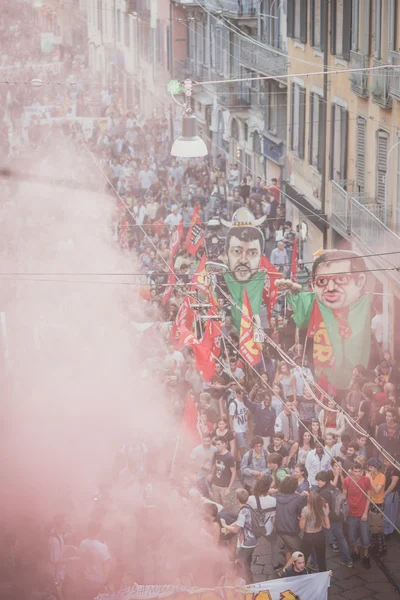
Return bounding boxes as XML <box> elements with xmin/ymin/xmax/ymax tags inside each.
<box><xmin>124</xmin><ymin>12</ymin><xmax>130</xmax><ymax>47</ymax></box>
<box><xmin>330</xmin><ymin>103</ymin><xmax>349</xmax><ymax>182</ymax></box>
<box><xmin>196</xmin><ymin>21</ymin><xmax>204</xmax><ymax>66</ymax></box>
<box><xmin>355</xmin><ymin>117</ymin><xmax>367</xmax><ymax>193</ymax></box>
<box><xmin>374</xmin><ymin>0</ymin><xmax>382</xmax><ymax>58</ymax></box>
<box><xmin>215</xmin><ymin>28</ymin><xmax>223</xmax><ymax>74</ymax></box>
<box><xmin>287</xmin><ymin>0</ymin><xmax>307</xmax><ymax>43</ymax></box>
<box><xmin>166</xmin><ymin>24</ymin><xmax>172</xmax><ymax>71</ymax></box>
<box><xmin>309</xmin><ymin>92</ymin><xmax>323</xmax><ymax>171</ymax></box>
<box><xmin>260</xmin><ymin>0</ymin><xmax>279</xmax><ymax>47</ymax></box>
<box><xmin>376</xmin><ymin>130</ymin><xmax>389</xmax><ymax>204</ymax></box>
<box><xmin>116</xmin><ymin>9</ymin><xmax>121</xmax><ymax>43</ymax></box>
<box><xmin>261</xmin><ymin>79</ymin><xmax>279</xmax><ymax>135</ymax></box>
<box><xmin>97</xmin><ymin>0</ymin><xmax>102</xmax><ymax>32</ymax></box>
<box><xmin>352</xmin><ymin>0</ymin><xmax>370</xmax><ymax>54</ymax></box>
<box><xmin>310</xmin><ymin>0</ymin><xmax>322</xmax><ymax>49</ymax></box>
<box><xmin>389</xmin><ymin>0</ymin><xmax>397</xmax><ymax>52</ymax></box>
<box><xmin>290</xmin><ymin>82</ymin><xmax>306</xmax><ymax>159</ymax></box>
<box><xmin>331</xmin><ymin>0</ymin><xmax>352</xmax><ymax>60</ymax></box>
<box><xmin>156</xmin><ymin>20</ymin><xmax>163</xmax><ymax>64</ymax></box>
<box><xmin>396</xmin><ymin>142</ymin><xmax>400</xmax><ymax>222</ymax></box>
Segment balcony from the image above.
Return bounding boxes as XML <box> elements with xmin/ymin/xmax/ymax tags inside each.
<box><xmin>206</xmin><ymin>0</ymin><xmax>257</xmax><ymax>17</ymax></box>
<box><xmin>331</xmin><ymin>180</ymin><xmax>400</xmax><ymax>285</ymax></box>
<box><xmin>390</xmin><ymin>50</ymin><xmax>400</xmax><ymax>100</ymax></box>
<box><xmin>238</xmin><ymin>36</ymin><xmax>288</xmax><ymax>77</ymax></box>
<box><xmin>218</xmin><ymin>82</ymin><xmax>251</xmax><ymax>109</ymax></box>
<box><xmin>189</xmin><ymin>59</ymin><xmax>209</xmax><ymax>81</ymax></box>
<box><xmin>349</xmin><ymin>51</ymin><xmax>369</xmax><ymax>98</ymax></box>
<box><xmin>372</xmin><ymin>59</ymin><xmax>392</xmax><ymax>109</ymax></box>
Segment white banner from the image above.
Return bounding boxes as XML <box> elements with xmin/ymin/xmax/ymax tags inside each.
<box><xmin>95</xmin><ymin>573</ymin><xmax>331</xmax><ymax>600</ymax></box>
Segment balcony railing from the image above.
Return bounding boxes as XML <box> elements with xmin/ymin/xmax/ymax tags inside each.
<box><xmin>372</xmin><ymin>59</ymin><xmax>392</xmax><ymax>108</ymax></box>
<box><xmin>331</xmin><ymin>182</ymin><xmax>400</xmax><ymax>285</ymax></box>
<box><xmin>174</xmin><ymin>59</ymin><xmax>189</xmax><ymax>81</ymax></box>
<box><xmin>238</xmin><ymin>36</ymin><xmax>288</xmax><ymax>77</ymax></box>
<box><xmin>350</xmin><ymin>51</ymin><xmax>369</xmax><ymax>98</ymax></box>
<box><xmin>218</xmin><ymin>82</ymin><xmax>251</xmax><ymax>108</ymax></box>
<box><xmin>206</xmin><ymin>0</ymin><xmax>257</xmax><ymax>17</ymax></box>
<box><xmin>390</xmin><ymin>50</ymin><xmax>400</xmax><ymax>100</ymax></box>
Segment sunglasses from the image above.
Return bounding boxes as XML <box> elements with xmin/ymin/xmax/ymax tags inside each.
<box><xmin>313</xmin><ymin>274</ymin><xmax>356</xmax><ymax>288</ymax></box>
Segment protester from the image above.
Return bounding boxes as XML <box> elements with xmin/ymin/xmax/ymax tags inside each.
<box><xmin>343</xmin><ymin>463</ymin><xmax>372</xmax><ymax>569</ymax></box>
<box><xmin>299</xmin><ymin>490</ymin><xmax>330</xmax><ymax>572</ymax></box>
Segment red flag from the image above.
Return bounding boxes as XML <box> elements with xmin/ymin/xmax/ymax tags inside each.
<box><xmin>239</xmin><ymin>289</ymin><xmax>262</xmax><ymax>366</ymax></box>
<box><xmin>191</xmin><ymin>253</ymin><xmax>209</xmax><ymax>295</ymax></box>
<box><xmin>162</xmin><ymin>257</ymin><xmax>176</xmax><ymax>304</ymax></box>
<box><xmin>291</xmin><ymin>238</ymin><xmax>298</xmax><ymax>276</ymax></box>
<box><xmin>184</xmin><ymin>206</ymin><xmax>204</xmax><ymax>255</ymax></box>
<box><xmin>179</xmin><ymin>325</ymin><xmax>215</xmax><ymax>382</ymax></box>
<box><xmin>171</xmin><ymin>221</ymin><xmax>184</xmax><ymax>258</ymax></box>
<box><xmin>260</xmin><ymin>254</ymin><xmax>281</xmax><ymax>318</ymax></box>
<box><xmin>170</xmin><ymin>297</ymin><xmax>195</xmax><ymax>349</ymax></box>
<box><xmin>201</xmin><ymin>311</ymin><xmax>222</xmax><ymax>380</ymax></box>
<box><xmin>181</xmin><ymin>391</ymin><xmax>201</xmax><ymax>442</ymax></box>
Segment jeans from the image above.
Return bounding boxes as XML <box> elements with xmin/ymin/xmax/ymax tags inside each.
<box><xmin>238</xmin><ymin>546</ymin><xmax>256</xmax><ymax>584</ymax></box>
<box><xmin>302</xmin><ymin>531</ymin><xmax>327</xmax><ymax>572</ymax></box>
<box><xmin>347</xmin><ymin>515</ymin><xmax>370</xmax><ymax>549</ymax></box>
<box><xmin>323</xmin><ymin>522</ymin><xmax>352</xmax><ymax>563</ymax></box>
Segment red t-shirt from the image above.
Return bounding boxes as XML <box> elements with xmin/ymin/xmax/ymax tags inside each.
<box><xmin>343</xmin><ymin>475</ymin><xmax>371</xmax><ymax>517</ymax></box>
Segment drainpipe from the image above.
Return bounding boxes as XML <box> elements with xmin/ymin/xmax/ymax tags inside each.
<box><xmin>320</xmin><ymin>0</ymin><xmax>329</xmax><ymax>248</ymax></box>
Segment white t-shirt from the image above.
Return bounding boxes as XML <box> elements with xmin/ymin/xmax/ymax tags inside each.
<box><xmin>229</xmin><ymin>398</ymin><xmax>248</xmax><ymax>433</ymax></box>
<box><xmin>79</xmin><ymin>539</ymin><xmax>111</xmax><ymax>584</ymax></box>
<box><xmin>371</xmin><ymin>313</ymin><xmax>383</xmax><ymax>343</ymax></box>
<box><xmin>164</xmin><ymin>212</ymin><xmax>182</xmax><ymax>230</ymax></box>
<box><xmin>138</xmin><ymin>169</ymin><xmax>154</xmax><ymax>189</ymax></box>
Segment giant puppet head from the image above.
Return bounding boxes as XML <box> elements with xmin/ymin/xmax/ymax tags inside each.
<box><xmin>221</xmin><ymin>208</ymin><xmax>266</xmax><ymax>283</ymax></box>
<box><xmin>311</xmin><ymin>249</ymin><xmax>367</xmax><ymax>310</ymax></box>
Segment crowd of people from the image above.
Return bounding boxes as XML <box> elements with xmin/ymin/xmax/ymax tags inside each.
<box><xmin>2</xmin><ymin>3</ymin><xmax>400</xmax><ymax>600</ymax></box>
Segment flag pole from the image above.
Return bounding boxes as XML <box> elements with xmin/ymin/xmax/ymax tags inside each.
<box><xmin>170</xmin><ymin>435</ymin><xmax>182</xmax><ymax>478</ymax></box>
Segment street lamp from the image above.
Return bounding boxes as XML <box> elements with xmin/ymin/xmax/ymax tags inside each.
<box><xmin>171</xmin><ymin>79</ymin><xmax>208</xmax><ymax>159</ymax></box>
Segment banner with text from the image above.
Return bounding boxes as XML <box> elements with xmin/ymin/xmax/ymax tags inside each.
<box><xmin>95</xmin><ymin>572</ymin><xmax>330</xmax><ymax>600</ymax></box>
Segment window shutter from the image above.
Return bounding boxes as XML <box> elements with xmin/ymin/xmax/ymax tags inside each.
<box><xmin>299</xmin><ymin>86</ymin><xmax>306</xmax><ymax>158</ymax></box>
<box><xmin>310</xmin><ymin>0</ymin><xmax>315</xmax><ymax>47</ymax></box>
<box><xmin>342</xmin><ymin>109</ymin><xmax>349</xmax><ymax>183</ymax></box>
<box><xmin>166</xmin><ymin>24</ymin><xmax>172</xmax><ymax>72</ymax></box>
<box><xmin>374</xmin><ymin>0</ymin><xmax>382</xmax><ymax>58</ymax></box>
<box><xmin>361</xmin><ymin>0</ymin><xmax>371</xmax><ymax>55</ymax></box>
<box><xmin>329</xmin><ymin>104</ymin><xmax>335</xmax><ymax>179</ymax></box>
<box><xmin>352</xmin><ymin>0</ymin><xmax>359</xmax><ymax>51</ymax></box>
<box><xmin>300</xmin><ymin>0</ymin><xmax>308</xmax><ymax>43</ymax></box>
<box><xmin>287</xmin><ymin>0</ymin><xmax>294</xmax><ymax>38</ymax></box>
<box><xmin>331</xmin><ymin>0</ymin><xmax>337</xmax><ymax>55</ymax></box>
<box><xmin>290</xmin><ymin>82</ymin><xmax>295</xmax><ymax>150</ymax></box>
<box><xmin>388</xmin><ymin>0</ymin><xmax>395</xmax><ymax>52</ymax></box>
<box><xmin>321</xmin><ymin>0</ymin><xmax>328</xmax><ymax>52</ymax></box>
<box><xmin>342</xmin><ymin>0</ymin><xmax>352</xmax><ymax>60</ymax></box>
<box><xmin>356</xmin><ymin>117</ymin><xmax>367</xmax><ymax>193</ymax></box>
<box><xmin>376</xmin><ymin>130</ymin><xmax>389</xmax><ymax>203</ymax></box>
<box><xmin>317</xmin><ymin>95</ymin><xmax>324</xmax><ymax>172</ymax></box>
<box><xmin>308</xmin><ymin>92</ymin><xmax>314</xmax><ymax>164</ymax></box>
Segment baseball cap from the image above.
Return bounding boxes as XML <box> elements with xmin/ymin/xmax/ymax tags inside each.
<box><xmin>292</xmin><ymin>551</ymin><xmax>304</xmax><ymax>561</ymax></box>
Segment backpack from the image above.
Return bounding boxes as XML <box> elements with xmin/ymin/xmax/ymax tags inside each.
<box><xmin>329</xmin><ymin>487</ymin><xmax>349</xmax><ymax>521</ymax></box>
<box><xmin>240</xmin><ymin>497</ymin><xmax>275</xmax><ymax>538</ymax></box>
<box><xmin>247</xmin><ymin>448</ymin><xmax>269</xmax><ymax>467</ymax></box>
<box><xmin>228</xmin><ymin>398</ymin><xmax>238</xmax><ymax>417</ymax></box>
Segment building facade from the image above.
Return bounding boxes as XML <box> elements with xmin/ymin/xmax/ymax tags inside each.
<box><xmin>285</xmin><ymin>0</ymin><xmax>400</xmax><ymax>354</ymax></box>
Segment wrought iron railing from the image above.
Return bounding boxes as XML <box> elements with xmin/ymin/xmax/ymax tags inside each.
<box><xmin>372</xmin><ymin>59</ymin><xmax>392</xmax><ymax>108</ymax></box>
<box><xmin>238</xmin><ymin>35</ymin><xmax>288</xmax><ymax>76</ymax></box>
<box><xmin>349</xmin><ymin>51</ymin><xmax>369</xmax><ymax>98</ymax></box>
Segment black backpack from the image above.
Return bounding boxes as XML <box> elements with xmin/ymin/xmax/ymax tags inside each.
<box><xmin>239</xmin><ymin>497</ymin><xmax>275</xmax><ymax>538</ymax></box>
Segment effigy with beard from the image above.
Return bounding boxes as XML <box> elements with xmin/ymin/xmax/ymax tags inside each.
<box><xmin>221</xmin><ymin>208</ymin><xmax>267</xmax><ymax>331</ymax></box>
